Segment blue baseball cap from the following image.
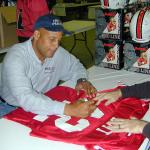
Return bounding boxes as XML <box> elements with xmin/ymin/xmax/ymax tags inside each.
<box><xmin>34</xmin><ymin>14</ymin><xmax>71</xmax><ymax>35</ymax></box>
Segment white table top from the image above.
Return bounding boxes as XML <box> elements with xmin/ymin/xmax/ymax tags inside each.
<box><xmin>88</xmin><ymin>66</ymin><xmax>150</xmax><ymax>90</ymax></box>
<box><xmin>0</xmin><ymin>65</ymin><xmax>150</xmax><ymax>150</ymax></box>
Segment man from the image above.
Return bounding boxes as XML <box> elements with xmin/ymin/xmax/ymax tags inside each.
<box><xmin>93</xmin><ymin>82</ymin><xmax>150</xmax><ymax>139</ymax></box>
<box><xmin>16</xmin><ymin>0</ymin><xmax>56</xmax><ymax>42</ymax></box>
<box><xmin>1</xmin><ymin>14</ymin><xmax>97</xmax><ymax>118</ymax></box>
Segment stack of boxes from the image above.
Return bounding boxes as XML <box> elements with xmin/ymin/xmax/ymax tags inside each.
<box><xmin>95</xmin><ymin>1</ymin><xmax>150</xmax><ymax>74</ymax></box>
<box><xmin>123</xmin><ymin>2</ymin><xmax>150</xmax><ymax>74</ymax></box>
<box><xmin>95</xmin><ymin>5</ymin><xmax>124</xmax><ymax>70</ymax></box>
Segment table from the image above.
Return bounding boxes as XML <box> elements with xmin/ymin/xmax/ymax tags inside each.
<box><xmin>88</xmin><ymin>5</ymin><xmax>100</xmax><ymax>19</ymax></box>
<box><xmin>0</xmin><ymin>65</ymin><xmax>150</xmax><ymax>150</ymax></box>
<box><xmin>54</xmin><ymin>2</ymin><xmax>100</xmax><ymax>17</ymax></box>
<box><xmin>63</xmin><ymin>20</ymin><xmax>95</xmax><ymax>60</ymax></box>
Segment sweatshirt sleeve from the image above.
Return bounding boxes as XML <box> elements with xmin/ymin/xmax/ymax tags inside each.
<box><xmin>58</xmin><ymin>48</ymin><xmax>88</xmax><ymax>83</ymax></box>
<box><xmin>121</xmin><ymin>81</ymin><xmax>150</xmax><ymax>99</ymax></box>
<box><xmin>143</xmin><ymin>123</ymin><xmax>150</xmax><ymax>139</ymax></box>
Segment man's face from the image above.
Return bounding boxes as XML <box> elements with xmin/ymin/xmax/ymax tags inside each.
<box><xmin>33</xmin><ymin>28</ymin><xmax>63</xmax><ymax>61</ymax></box>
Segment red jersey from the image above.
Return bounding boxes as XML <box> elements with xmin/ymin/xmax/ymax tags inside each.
<box><xmin>4</xmin><ymin>86</ymin><xmax>150</xmax><ymax>150</ymax></box>
<box><xmin>16</xmin><ymin>0</ymin><xmax>50</xmax><ymax>38</ymax></box>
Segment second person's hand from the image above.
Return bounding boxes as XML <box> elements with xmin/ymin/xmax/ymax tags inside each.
<box><xmin>105</xmin><ymin>117</ymin><xmax>148</xmax><ymax>134</ymax></box>
<box><xmin>93</xmin><ymin>89</ymin><xmax>122</xmax><ymax>106</ymax></box>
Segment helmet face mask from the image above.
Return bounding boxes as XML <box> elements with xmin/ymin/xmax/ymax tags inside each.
<box><xmin>130</xmin><ymin>8</ymin><xmax>150</xmax><ymax>43</ymax></box>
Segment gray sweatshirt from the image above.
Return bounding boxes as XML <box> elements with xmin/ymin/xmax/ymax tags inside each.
<box><xmin>1</xmin><ymin>39</ymin><xmax>87</xmax><ymax>115</ymax></box>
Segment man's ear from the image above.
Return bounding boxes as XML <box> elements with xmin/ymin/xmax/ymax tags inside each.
<box><xmin>33</xmin><ymin>30</ymin><xmax>40</xmax><ymax>40</ymax></box>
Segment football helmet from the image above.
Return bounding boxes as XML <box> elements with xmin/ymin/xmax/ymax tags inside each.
<box><xmin>130</xmin><ymin>8</ymin><xmax>150</xmax><ymax>43</ymax></box>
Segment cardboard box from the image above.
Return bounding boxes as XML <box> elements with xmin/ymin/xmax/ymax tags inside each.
<box><xmin>124</xmin><ymin>41</ymin><xmax>150</xmax><ymax>74</ymax></box>
<box><xmin>96</xmin><ymin>8</ymin><xmax>124</xmax><ymax>40</ymax></box>
<box><xmin>0</xmin><ymin>6</ymin><xmax>18</xmax><ymax>49</ymax></box>
<box><xmin>95</xmin><ymin>39</ymin><xmax>123</xmax><ymax>70</ymax></box>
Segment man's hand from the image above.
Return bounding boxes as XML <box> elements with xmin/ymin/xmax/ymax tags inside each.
<box><xmin>64</xmin><ymin>100</ymin><xmax>97</xmax><ymax>118</ymax></box>
<box><xmin>75</xmin><ymin>80</ymin><xmax>97</xmax><ymax>98</ymax></box>
<box><xmin>93</xmin><ymin>89</ymin><xmax>122</xmax><ymax>106</ymax></box>
<box><xmin>104</xmin><ymin>117</ymin><xmax>148</xmax><ymax>134</ymax></box>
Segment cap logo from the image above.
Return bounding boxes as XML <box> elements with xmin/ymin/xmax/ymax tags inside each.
<box><xmin>52</xmin><ymin>19</ymin><xmax>62</xmax><ymax>26</ymax></box>
<box><xmin>34</xmin><ymin>14</ymin><xmax>71</xmax><ymax>35</ymax></box>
